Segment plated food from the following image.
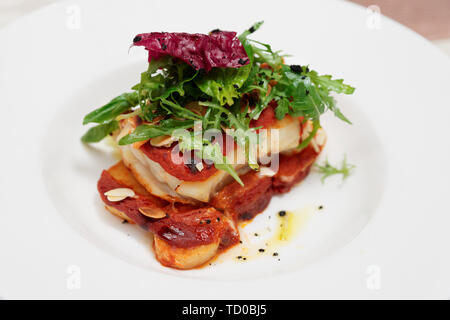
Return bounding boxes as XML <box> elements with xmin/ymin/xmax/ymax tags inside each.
<box><xmin>82</xmin><ymin>22</ymin><xmax>354</xmax><ymax>269</ymax></box>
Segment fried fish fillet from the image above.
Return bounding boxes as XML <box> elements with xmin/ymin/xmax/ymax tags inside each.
<box><xmin>116</xmin><ymin>115</ymin><xmax>303</xmax><ymax>203</ymax></box>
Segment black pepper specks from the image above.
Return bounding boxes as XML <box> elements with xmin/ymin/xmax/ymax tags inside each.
<box><xmin>318</xmin><ymin>205</ymin><xmax>324</xmax><ymax>210</ymax></box>
<box><xmin>186</xmin><ymin>157</ymin><xmax>200</xmax><ymax>174</ymax></box>
<box><xmin>233</xmin><ymin>84</ymin><xmax>239</xmax><ymax>89</ymax></box>
<box><xmin>249</xmin><ymin>26</ymin><xmax>256</xmax><ymax>33</ymax></box>
<box><xmin>238</xmin><ymin>58</ymin><xmax>249</xmax><ymax>65</ymax></box>
<box><xmin>161</xmin><ymin>43</ymin><xmax>167</xmax><ymax>50</ymax></box>
<box><xmin>273</xmin><ymin>252</ymin><xmax>279</xmax><ymax>256</ymax></box>
<box><xmin>290</xmin><ymin>65</ymin><xmax>303</xmax><ymax>74</ymax></box>
<box><xmin>186</xmin><ymin>163</ymin><xmax>199</xmax><ymax>174</ymax></box>
<box><xmin>216</xmin><ymin>217</ymin><xmax>220</xmax><ymax>222</ymax></box>
<box><xmin>278</xmin><ymin>210</ymin><xmax>286</xmax><ymax>217</ymax></box>
<box><xmin>258</xmin><ymin>248</ymin><xmax>265</xmax><ymax>253</ymax></box>
<box><xmin>206</xmin><ymin>219</ymin><xmax>211</xmax><ymax>224</ymax></box>
<box><xmin>133</xmin><ymin>35</ymin><xmax>142</xmax><ymax>43</ymax></box>
<box><xmin>210</xmin><ymin>28</ymin><xmax>221</xmax><ymax>34</ymax></box>
<box><xmin>254</xmin><ymin>233</ymin><xmax>259</xmax><ymax>237</ymax></box>
<box><xmin>305</xmin><ymin>90</ymin><xmax>310</xmax><ymax>96</ymax></box>
<box><xmin>122</xmin><ymin>220</ymin><xmax>128</xmax><ymax>224</ymax></box>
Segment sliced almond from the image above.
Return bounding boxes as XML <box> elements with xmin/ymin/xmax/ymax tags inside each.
<box><xmin>138</xmin><ymin>207</ymin><xmax>167</xmax><ymax>219</ymax></box>
<box><xmin>104</xmin><ymin>188</ymin><xmax>135</xmax><ymax>203</ymax></box>
<box><xmin>301</xmin><ymin>120</ymin><xmax>313</xmax><ymax>141</ymax></box>
<box><xmin>150</xmin><ymin>135</ymin><xmax>178</xmax><ymax>147</ymax></box>
<box><xmin>311</xmin><ymin>139</ymin><xmax>320</xmax><ymax>153</ymax></box>
<box><xmin>106</xmin><ymin>195</ymin><xmax>128</xmax><ymax>202</ymax></box>
<box><xmin>315</xmin><ymin>128</ymin><xmax>327</xmax><ymax>147</ymax></box>
<box><xmin>133</xmin><ymin>140</ymin><xmax>149</xmax><ymax>149</ymax></box>
<box><xmin>195</xmin><ymin>162</ymin><xmax>204</xmax><ymax>172</ymax></box>
<box><xmin>257</xmin><ymin>166</ymin><xmax>277</xmax><ymax>177</ymax></box>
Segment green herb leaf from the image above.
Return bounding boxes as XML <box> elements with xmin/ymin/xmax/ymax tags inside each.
<box><xmin>83</xmin><ymin>92</ymin><xmax>138</xmax><ymax>124</ymax></box>
<box><xmin>315</xmin><ymin>155</ymin><xmax>355</xmax><ymax>183</ymax></box>
<box><xmin>118</xmin><ymin>120</ymin><xmax>194</xmax><ymax>145</ymax></box>
<box><xmin>81</xmin><ymin>120</ymin><xmax>119</xmax><ymax>143</ymax></box>
<box><xmin>238</xmin><ymin>21</ymin><xmax>264</xmax><ymax>41</ymax></box>
<box><xmin>195</xmin><ymin>67</ymin><xmax>251</xmax><ymax>106</ymax></box>
<box><xmin>297</xmin><ymin>120</ymin><xmax>320</xmax><ymax>150</ymax></box>
<box><xmin>160</xmin><ymin>97</ymin><xmax>203</xmax><ymax>121</ymax></box>
<box><xmin>199</xmin><ymin>101</ymin><xmax>247</xmax><ymax>130</ymax></box>
<box><xmin>274</xmin><ymin>97</ymin><xmax>290</xmax><ymax>120</ymax></box>
<box><xmin>309</xmin><ymin>72</ymin><xmax>355</xmax><ymax>95</ymax></box>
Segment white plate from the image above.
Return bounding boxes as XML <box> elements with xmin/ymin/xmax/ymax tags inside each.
<box><xmin>1</xmin><ymin>0</ymin><xmax>449</xmax><ymax>299</ymax></box>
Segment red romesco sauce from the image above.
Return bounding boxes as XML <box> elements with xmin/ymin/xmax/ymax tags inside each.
<box><xmin>97</xmin><ymin>170</ymin><xmax>237</xmax><ymax>248</ymax></box>
<box><xmin>149</xmin><ymin>206</ymin><xmax>235</xmax><ymax>249</ymax></box>
<box><xmin>210</xmin><ymin>171</ymin><xmax>273</xmax><ymax>222</ymax></box>
<box><xmin>140</xmin><ymin>142</ymin><xmax>218</xmax><ymax>181</ymax></box>
<box><xmin>97</xmin><ymin>170</ymin><xmax>163</xmax><ymax>226</ymax></box>
<box><xmin>272</xmin><ymin>145</ymin><xmax>319</xmax><ymax>194</ymax></box>
<box><xmin>250</xmin><ymin>103</ymin><xmax>277</xmax><ymax>129</ymax></box>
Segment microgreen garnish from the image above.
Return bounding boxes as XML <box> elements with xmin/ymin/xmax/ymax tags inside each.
<box><xmin>315</xmin><ymin>155</ymin><xmax>355</xmax><ymax>183</ymax></box>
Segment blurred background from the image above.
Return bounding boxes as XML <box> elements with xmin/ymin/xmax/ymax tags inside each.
<box><xmin>1</xmin><ymin>0</ymin><xmax>449</xmax><ymax>55</ymax></box>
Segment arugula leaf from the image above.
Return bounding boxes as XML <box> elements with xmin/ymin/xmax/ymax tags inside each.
<box><xmin>212</xmin><ymin>161</ymin><xmax>244</xmax><ymax>187</ymax></box>
<box><xmin>142</xmin><ymin>66</ymin><xmax>198</xmax><ymax>101</ymax></box>
<box><xmin>81</xmin><ymin>120</ymin><xmax>119</xmax><ymax>143</ymax></box>
<box><xmin>315</xmin><ymin>155</ymin><xmax>355</xmax><ymax>183</ymax></box>
<box><xmin>195</xmin><ymin>67</ymin><xmax>251</xmax><ymax>106</ymax></box>
<box><xmin>238</xmin><ymin>21</ymin><xmax>264</xmax><ymax>41</ymax></box>
<box><xmin>83</xmin><ymin>92</ymin><xmax>138</xmax><ymax>124</ymax></box>
<box><xmin>308</xmin><ymin>71</ymin><xmax>354</xmax><ymax>124</ymax></box>
<box><xmin>248</xmin><ymin>39</ymin><xmax>285</xmax><ymax>67</ymax></box>
<box><xmin>199</xmin><ymin>101</ymin><xmax>247</xmax><ymax>130</ymax></box>
<box><xmin>160</xmin><ymin>97</ymin><xmax>203</xmax><ymax>121</ymax></box>
<box><xmin>273</xmin><ymin>65</ymin><xmax>354</xmax><ymax>126</ymax></box>
<box><xmin>135</xmin><ymin>58</ymin><xmax>199</xmax><ymax>121</ymax></box>
<box><xmin>118</xmin><ymin>119</ymin><xmax>194</xmax><ymax>145</ymax></box>
<box><xmin>297</xmin><ymin>120</ymin><xmax>320</xmax><ymax>150</ymax></box>
<box><xmin>309</xmin><ymin>71</ymin><xmax>355</xmax><ymax>95</ymax></box>
<box><xmin>274</xmin><ymin>97</ymin><xmax>290</xmax><ymax>120</ymax></box>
